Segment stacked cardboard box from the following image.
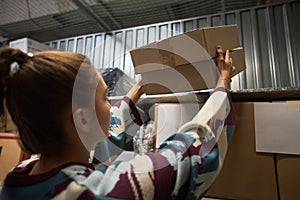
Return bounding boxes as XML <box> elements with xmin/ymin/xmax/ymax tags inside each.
<box><xmin>130</xmin><ymin>24</ymin><xmax>246</xmax><ymax>95</ymax></box>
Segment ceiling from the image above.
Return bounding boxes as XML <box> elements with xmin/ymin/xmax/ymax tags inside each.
<box><xmin>0</xmin><ymin>0</ymin><xmax>285</xmax><ymax>43</ymax></box>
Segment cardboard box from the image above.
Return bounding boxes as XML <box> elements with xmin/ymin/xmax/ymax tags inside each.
<box><xmin>205</xmin><ymin>103</ymin><xmax>278</xmax><ymax>200</ymax></box>
<box><xmin>0</xmin><ymin>133</ymin><xmax>23</xmax><ymax>185</ymax></box>
<box><xmin>276</xmin><ymin>154</ymin><xmax>300</xmax><ymax>200</ymax></box>
<box><xmin>130</xmin><ymin>25</ymin><xmax>246</xmax><ymax>95</ymax></box>
<box><xmin>9</xmin><ymin>37</ymin><xmax>50</xmax><ymax>53</ymax></box>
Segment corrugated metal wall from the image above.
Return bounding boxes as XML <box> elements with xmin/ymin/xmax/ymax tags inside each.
<box><xmin>48</xmin><ymin>1</ymin><xmax>300</xmax><ymax>90</ymax></box>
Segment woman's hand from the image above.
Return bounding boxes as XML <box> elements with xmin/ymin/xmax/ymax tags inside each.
<box><xmin>215</xmin><ymin>45</ymin><xmax>236</xmax><ymax>90</ymax></box>
<box><xmin>126</xmin><ymin>75</ymin><xmax>145</xmax><ymax>104</ymax></box>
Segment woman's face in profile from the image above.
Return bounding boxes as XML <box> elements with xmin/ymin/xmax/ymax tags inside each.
<box><xmin>94</xmin><ymin>75</ymin><xmax>111</xmax><ymax>137</ymax></box>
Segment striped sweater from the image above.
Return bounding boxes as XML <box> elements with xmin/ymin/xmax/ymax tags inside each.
<box><xmin>1</xmin><ymin>88</ymin><xmax>235</xmax><ymax>200</ymax></box>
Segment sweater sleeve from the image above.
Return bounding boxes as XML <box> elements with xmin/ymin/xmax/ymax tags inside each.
<box><xmin>84</xmin><ymin>88</ymin><xmax>235</xmax><ymax>200</ymax></box>
<box><xmin>109</xmin><ymin>96</ymin><xmax>143</xmax><ymax>136</ymax></box>
<box><xmin>92</xmin><ymin>96</ymin><xmax>143</xmax><ymax>164</ymax></box>
<box><xmin>173</xmin><ymin>87</ymin><xmax>235</xmax><ymax>198</ymax></box>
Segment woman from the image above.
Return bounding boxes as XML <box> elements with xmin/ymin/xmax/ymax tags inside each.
<box><xmin>0</xmin><ymin>45</ymin><xmax>235</xmax><ymax>199</ymax></box>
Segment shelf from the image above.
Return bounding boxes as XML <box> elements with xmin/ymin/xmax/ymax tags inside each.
<box><xmin>109</xmin><ymin>87</ymin><xmax>300</xmax><ymax>104</ymax></box>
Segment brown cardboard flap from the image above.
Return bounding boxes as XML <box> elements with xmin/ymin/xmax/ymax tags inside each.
<box><xmin>230</xmin><ymin>48</ymin><xmax>246</xmax><ymax>76</ymax></box>
<box><xmin>203</xmin><ymin>25</ymin><xmax>240</xmax><ymax>56</ymax></box>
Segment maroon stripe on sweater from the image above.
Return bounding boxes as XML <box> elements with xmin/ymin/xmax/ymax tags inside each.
<box><xmin>146</xmin><ymin>152</ymin><xmax>176</xmax><ymax>200</ymax></box>
<box><xmin>122</xmin><ymin>96</ymin><xmax>143</xmax><ymax>126</ymax></box>
<box><xmin>112</xmin><ymin>96</ymin><xmax>143</xmax><ymax>125</ymax></box>
<box><xmin>130</xmin><ymin>165</ymin><xmax>144</xmax><ymax>200</ymax></box>
<box><xmin>77</xmin><ymin>189</ymin><xmax>95</xmax><ymax>200</ymax></box>
<box><xmin>106</xmin><ymin>170</ymin><xmax>135</xmax><ymax>199</ymax></box>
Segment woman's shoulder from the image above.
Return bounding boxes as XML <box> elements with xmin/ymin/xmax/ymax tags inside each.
<box><xmin>4</xmin><ymin>156</ymin><xmax>95</xmax><ymax>187</ymax></box>
<box><xmin>2</xmin><ymin>159</ymin><xmax>102</xmax><ymax>199</ymax></box>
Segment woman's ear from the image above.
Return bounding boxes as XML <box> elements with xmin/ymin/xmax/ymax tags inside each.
<box><xmin>73</xmin><ymin>108</ymin><xmax>90</xmax><ymax>132</ymax></box>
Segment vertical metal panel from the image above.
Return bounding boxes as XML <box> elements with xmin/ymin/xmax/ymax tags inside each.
<box><xmin>270</xmin><ymin>5</ymin><xmax>283</xmax><ymax>88</ymax></box>
<box><xmin>171</xmin><ymin>22</ymin><xmax>181</xmax><ymax>36</ymax></box>
<box><xmin>103</xmin><ymin>34</ymin><xmax>113</xmax><ymax>68</ymax></box>
<box><xmin>59</xmin><ymin>41</ymin><xmax>66</xmax><ymax>51</ymax></box>
<box><xmin>283</xmin><ymin>3</ymin><xmax>296</xmax><ymax>87</ymax></box>
<box><xmin>266</xmin><ymin>6</ymin><xmax>279</xmax><ymax>88</ymax></box>
<box><xmin>197</xmin><ymin>18</ymin><xmax>208</xmax><ymax>28</ymax></box>
<box><xmin>211</xmin><ymin>15</ymin><xmax>223</xmax><ymax>26</ymax></box>
<box><xmin>240</xmin><ymin>10</ymin><xmax>256</xmax><ymax>89</ymax></box>
<box><xmin>167</xmin><ymin>23</ymin><xmax>172</xmax><ymax>38</ymax></box>
<box><xmin>136</xmin><ymin>28</ymin><xmax>145</xmax><ymax>48</ymax></box>
<box><xmin>147</xmin><ymin>26</ymin><xmax>156</xmax><ymax>43</ymax></box>
<box><xmin>289</xmin><ymin>1</ymin><xmax>300</xmax><ymax>87</ymax></box>
<box><xmin>184</xmin><ymin>20</ymin><xmax>194</xmax><ymax>32</ymax></box>
<box><xmin>93</xmin><ymin>34</ymin><xmax>103</xmax><ymax>69</ymax></box>
<box><xmin>273</xmin><ymin>5</ymin><xmax>293</xmax><ymax>87</ymax></box>
<box><xmin>272</xmin><ymin>5</ymin><xmax>291</xmax><ymax>87</ymax></box>
<box><xmin>67</xmin><ymin>39</ymin><xmax>74</xmax><ymax>52</ymax></box>
<box><xmin>124</xmin><ymin>30</ymin><xmax>134</xmax><ymax>78</ymax></box>
<box><xmin>250</xmin><ymin>9</ymin><xmax>261</xmax><ymax>88</ymax></box>
<box><xmin>51</xmin><ymin>41</ymin><xmax>58</xmax><ymax>49</ymax></box>
<box><xmin>235</xmin><ymin>11</ymin><xmax>247</xmax><ymax>90</ymax></box>
<box><xmin>85</xmin><ymin>36</ymin><xmax>93</xmax><ymax>61</ymax></box>
<box><xmin>256</xmin><ymin>8</ymin><xmax>273</xmax><ymax>88</ymax></box>
<box><xmin>225</xmin><ymin>13</ymin><xmax>236</xmax><ymax>25</ymax></box>
<box><xmin>76</xmin><ymin>38</ymin><xmax>84</xmax><ymax>54</ymax></box>
<box><xmin>159</xmin><ymin>25</ymin><xmax>168</xmax><ymax>40</ymax></box>
<box><xmin>135</xmin><ymin>28</ymin><xmax>145</xmax><ymax>80</ymax></box>
<box><xmin>113</xmin><ymin>32</ymin><xmax>124</xmax><ymax>69</ymax></box>
<box><xmin>47</xmin><ymin>1</ymin><xmax>300</xmax><ymax>91</ymax></box>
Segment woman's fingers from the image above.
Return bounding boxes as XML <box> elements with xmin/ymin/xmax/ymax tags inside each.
<box><xmin>216</xmin><ymin>45</ymin><xmax>224</xmax><ymax>60</ymax></box>
<box><xmin>225</xmin><ymin>50</ymin><xmax>230</xmax><ymax>62</ymax></box>
<box><xmin>232</xmin><ymin>65</ymin><xmax>236</xmax><ymax>73</ymax></box>
<box><xmin>215</xmin><ymin>45</ymin><xmax>236</xmax><ymax>77</ymax></box>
